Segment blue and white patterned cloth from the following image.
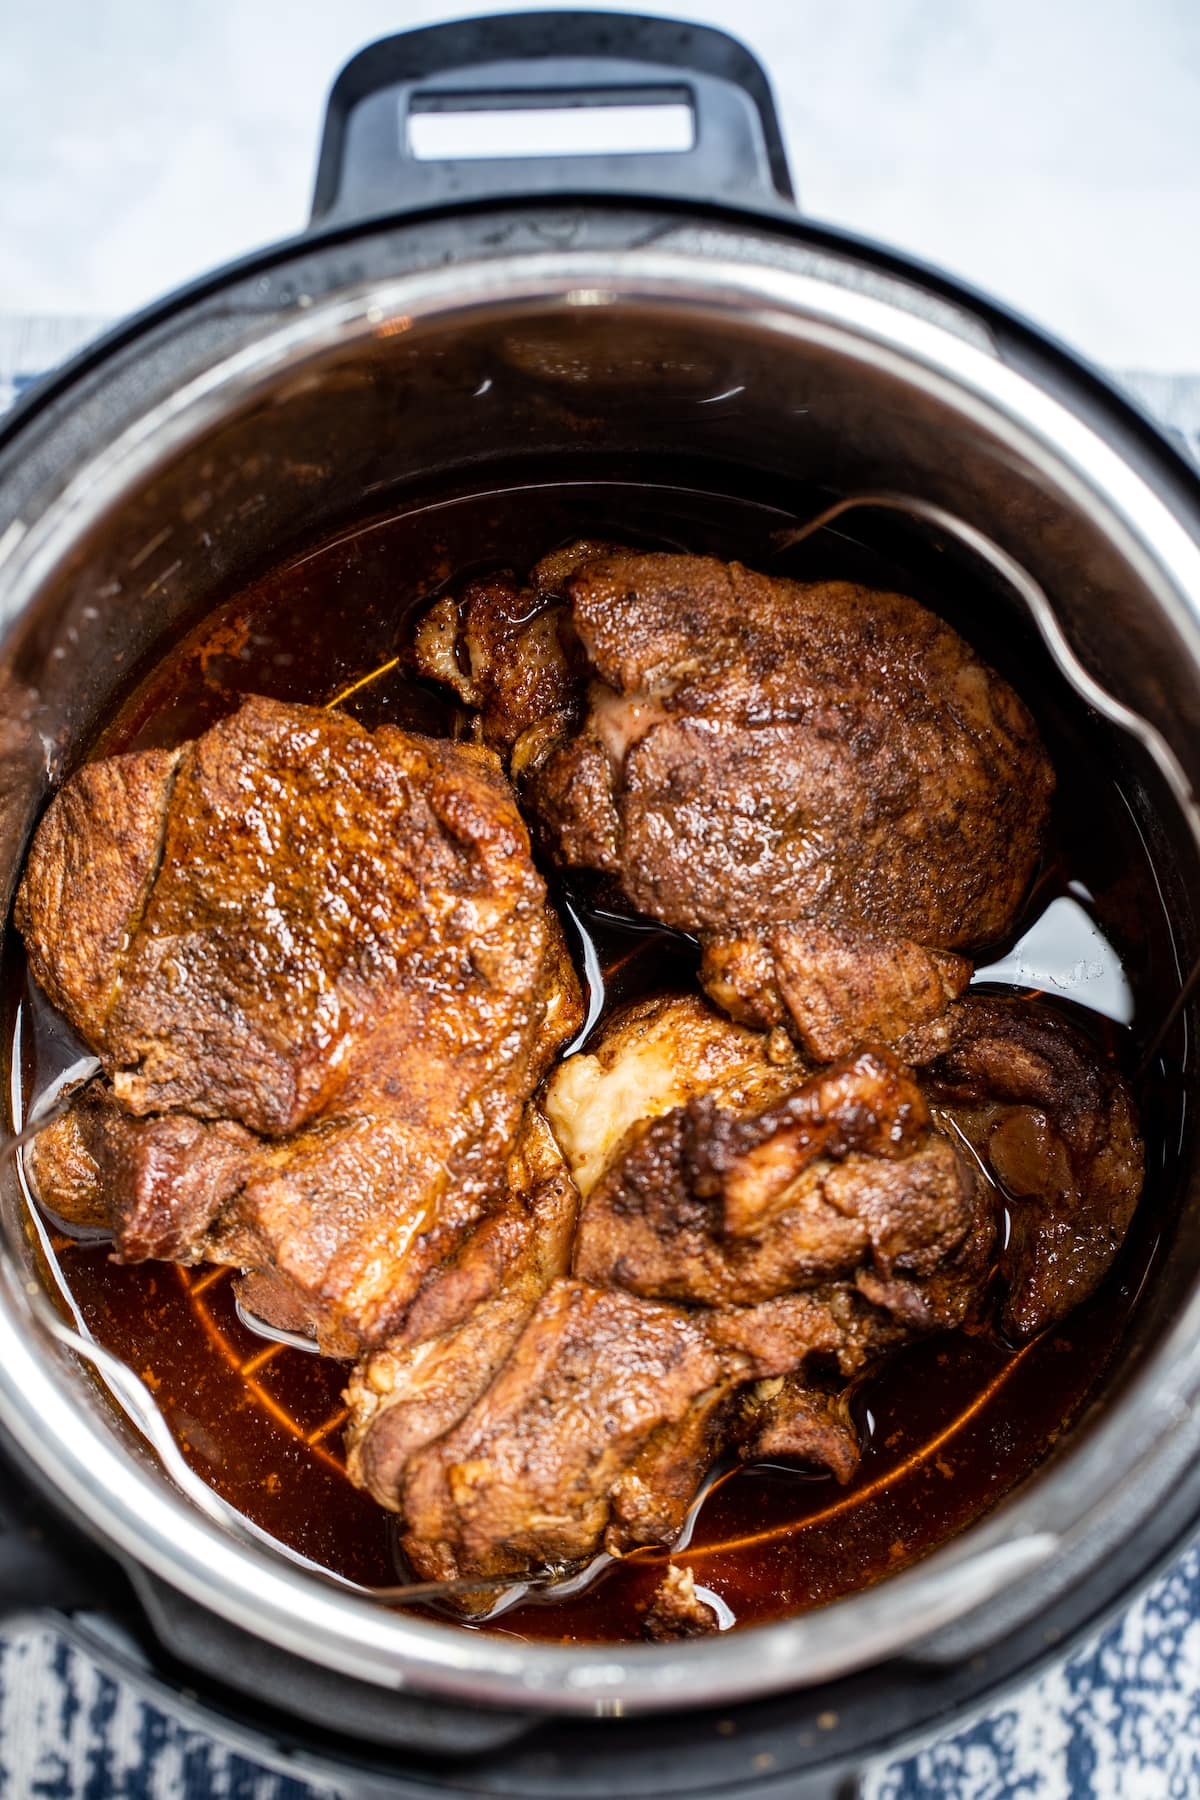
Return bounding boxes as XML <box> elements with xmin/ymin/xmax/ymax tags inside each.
<box><xmin>3</xmin><ymin>316</ymin><xmax>1199</xmax><ymax>1798</ymax></box>
<box><xmin>3</xmin><ymin>1546</ymin><xmax>1200</xmax><ymax>1796</ymax></box>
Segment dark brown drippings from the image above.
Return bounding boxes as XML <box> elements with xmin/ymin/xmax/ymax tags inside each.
<box><xmin>53</xmin><ymin>1248</ymin><xmax>396</xmax><ymax>1588</ymax></box>
<box><xmin>9</xmin><ymin>468</ymin><xmax>1184</xmax><ymax>1642</ymax></box>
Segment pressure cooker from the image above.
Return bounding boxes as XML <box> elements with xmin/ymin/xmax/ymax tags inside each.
<box><xmin>2</xmin><ymin>13</ymin><xmax>1200</xmax><ymax>1796</ymax></box>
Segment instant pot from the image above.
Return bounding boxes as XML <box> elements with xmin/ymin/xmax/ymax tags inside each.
<box><xmin>3</xmin><ymin>14</ymin><xmax>1200</xmax><ymax>1796</ymax></box>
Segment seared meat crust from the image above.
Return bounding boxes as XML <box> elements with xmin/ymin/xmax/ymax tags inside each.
<box><xmin>524</xmin><ymin>551</ymin><xmax>1052</xmax><ymax>1056</ymax></box>
<box><xmin>913</xmin><ymin>997</ymin><xmax>1144</xmax><ymax>1338</ymax></box>
<box><xmin>397</xmin><ymin>1255</ymin><xmax>985</xmax><ymax>1588</ymax></box>
<box><xmin>416</xmin><ymin>546</ymin><xmax>1056</xmax><ymax>1065</ymax></box>
<box><xmin>29</xmin><ymin>1091</ymin><xmax>256</xmax><ymax>1263</ymax></box>
<box><xmin>344</xmin><ymin>1108</ymin><xmax>579</xmax><ymax>1509</ymax></box>
<box><xmin>20</xmin><ymin>697</ymin><xmax>582</xmax><ymax>1352</ymax></box>
<box><xmin>572</xmin><ymin>1049</ymin><xmax>978</xmax><ymax>1305</ymax></box>
<box><xmin>543</xmin><ymin>992</ymin><xmax>808</xmax><ymax>1200</ymax></box>
<box><xmin>534</xmin><ymin>554</ymin><xmax>1051</xmax><ymax>941</ymax></box>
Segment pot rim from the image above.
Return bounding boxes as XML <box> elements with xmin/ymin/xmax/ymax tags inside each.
<box><xmin>3</xmin><ymin>247</ymin><xmax>1200</xmax><ymax>1714</ymax></box>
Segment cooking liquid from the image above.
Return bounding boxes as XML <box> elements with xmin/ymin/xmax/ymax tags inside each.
<box><xmin>8</xmin><ymin>467</ymin><xmax>1185</xmax><ymax>1643</ymax></box>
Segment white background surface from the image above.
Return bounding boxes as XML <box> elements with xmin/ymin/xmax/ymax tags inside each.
<box><xmin>2</xmin><ymin>0</ymin><xmax>1198</xmax><ymax>372</ymax></box>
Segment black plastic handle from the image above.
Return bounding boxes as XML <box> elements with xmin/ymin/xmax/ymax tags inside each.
<box><xmin>310</xmin><ymin>11</ymin><xmax>796</xmax><ymax>228</ymax></box>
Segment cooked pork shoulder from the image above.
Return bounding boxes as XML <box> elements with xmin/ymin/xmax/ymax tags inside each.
<box><xmin>641</xmin><ymin>1565</ymin><xmax>720</xmax><ymax>1641</ymax></box>
<box><xmin>548</xmin><ymin>998</ymin><xmax>980</xmax><ymax>1307</ymax></box>
<box><xmin>572</xmin><ymin>1093</ymin><xmax>976</xmax><ymax>1308</ymax></box>
<box><xmin>399</xmin><ymin>1277</ymin><xmax>731</xmax><ymax>1582</ymax></box>
<box><xmin>911</xmin><ymin>997</ymin><xmax>1144</xmax><ymax>1338</ymax></box>
<box><xmin>515</xmin><ymin>550</ymin><xmax>1052</xmax><ymax>1057</ymax></box>
<box><xmin>385</xmin><ymin>988</ymin><xmax>1137</xmax><ymax>1591</ymax></box>
<box><xmin>411</xmin><ymin>541</ymin><xmax>621</xmax><ymax>778</ymax></box>
<box><xmin>737</xmin><ymin>1375</ymin><xmax>862</xmax><ymax>1484</ymax></box>
<box><xmin>344</xmin><ymin>1107</ymin><xmax>579</xmax><ymax>1509</ymax></box>
<box><xmin>20</xmin><ymin>697</ymin><xmax>582</xmax><ymax>1353</ymax></box>
<box><xmin>392</xmin><ymin>1000</ymin><xmax>1000</xmax><ymax>1587</ymax></box>
<box><xmin>397</xmin><ymin>1274</ymin><xmax>917</xmax><ymax>1587</ymax></box>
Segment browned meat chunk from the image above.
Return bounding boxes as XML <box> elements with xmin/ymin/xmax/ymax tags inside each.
<box><xmin>543</xmin><ymin>992</ymin><xmax>809</xmax><ymax>1200</ymax></box>
<box><xmin>608</xmin><ymin>1283</ymin><xmax>913</xmax><ymax>1550</ymax></box>
<box><xmin>738</xmin><ymin>1376</ymin><xmax>861</xmax><ymax>1483</ymax></box>
<box><xmin>701</xmin><ymin>923</ymin><xmax>971</xmax><ymax>1063</ymax></box>
<box><xmin>913</xmin><ymin>997</ymin><xmax>1144</xmax><ymax>1339</ymax></box>
<box><xmin>606</xmin><ymin>1376</ymin><xmax>735</xmax><ymax>1552</ymax></box>
<box><xmin>397</xmin><ymin>1269</ymin><xmax>960</xmax><ymax>1588</ymax></box>
<box><xmin>523</xmin><ymin>551</ymin><xmax>1051</xmax><ymax>1056</ymax></box>
<box><xmin>399</xmin><ymin>1278</ymin><xmax>731</xmax><ymax>1583</ymax></box>
<box><xmin>570</xmin><ymin>1050</ymin><xmax>978</xmax><ymax>1307</ymax></box>
<box><xmin>17</xmin><ymin>744</ymin><xmax>185</xmax><ymax>1050</ymax></box>
<box><xmin>344</xmin><ymin>1109</ymin><xmax>579</xmax><ymax>1509</ymax></box>
<box><xmin>19</xmin><ymin>696</ymin><xmax>582</xmax><ymax>1353</ymax></box>
<box><xmin>547</xmin><ymin>998</ymin><xmax>980</xmax><ymax>1307</ymax></box>
<box><xmin>704</xmin><ymin>1284</ymin><xmax>909</xmax><ymax>1376</ymax></box>
<box><xmin>410</xmin><ymin>542</ymin><xmax>621</xmax><ymax>777</ymax></box>
<box><xmin>851</xmin><ymin>1159</ymin><xmax>999</xmax><ymax>1337</ymax></box>
<box><xmin>24</xmin><ymin>1104</ymin><xmax>110</xmax><ymax>1233</ymax></box>
<box><xmin>641</xmin><ymin>1565</ymin><xmax>720</xmax><ymax>1642</ymax></box>
<box><xmin>29</xmin><ymin>1092</ymin><xmax>257</xmax><ymax>1262</ymax></box>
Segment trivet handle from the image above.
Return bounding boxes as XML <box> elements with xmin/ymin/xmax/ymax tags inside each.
<box><xmin>310</xmin><ymin>11</ymin><xmax>796</xmax><ymax>228</ymax></box>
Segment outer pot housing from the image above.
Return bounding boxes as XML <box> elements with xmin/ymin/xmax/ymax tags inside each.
<box><xmin>2</xmin><ymin>14</ymin><xmax>1200</xmax><ymax>1793</ymax></box>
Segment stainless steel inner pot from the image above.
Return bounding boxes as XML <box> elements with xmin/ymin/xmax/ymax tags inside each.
<box><xmin>2</xmin><ymin>22</ymin><xmax>1200</xmax><ymax>1725</ymax></box>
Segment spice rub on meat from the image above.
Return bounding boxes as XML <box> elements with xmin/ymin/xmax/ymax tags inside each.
<box><xmin>909</xmin><ymin>996</ymin><xmax>1145</xmax><ymax>1340</ymax></box>
<box><xmin>379</xmin><ymin>991</ymin><xmax>1137</xmax><ymax>1596</ymax></box>
<box><xmin>19</xmin><ymin>696</ymin><xmax>582</xmax><ymax>1354</ymax></box>
<box><xmin>344</xmin><ymin>1106</ymin><xmax>579</xmax><ymax>1510</ymax></box>
<box><xmin>386</xmin><ymin>997</ymin><xmax>998</xmax><ymax>1591</ymax></box>
<box><xmin>416</xmin><ymin>548</ymin><xmax>1054</xmax><ymax>1061</ymax></box>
